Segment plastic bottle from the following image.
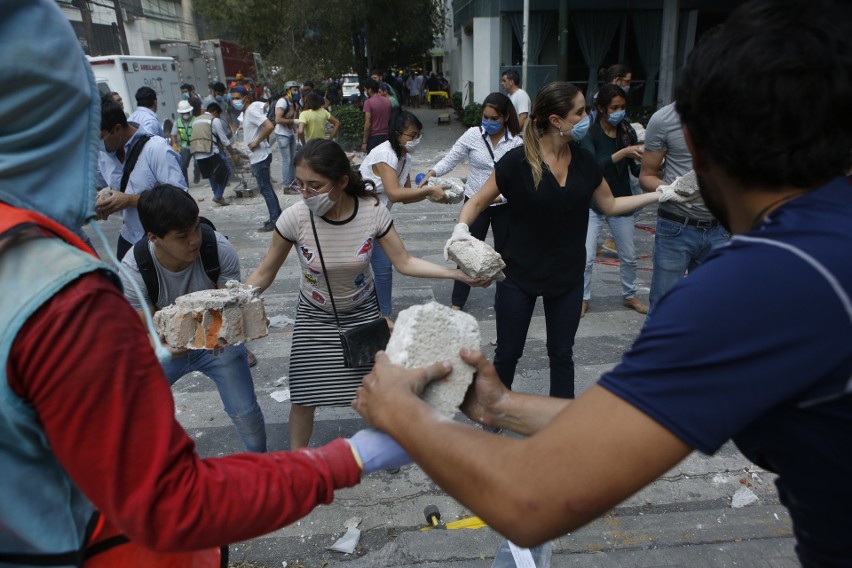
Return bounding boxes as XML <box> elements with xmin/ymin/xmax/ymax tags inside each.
<box><xmin>415</xmin><ymin>173</ymin><xmax>426</xmax><ymax>185</ymax></box>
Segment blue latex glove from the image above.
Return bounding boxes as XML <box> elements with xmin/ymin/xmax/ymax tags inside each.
<box><xmin>346</xmin><ymin>429</ymin><xmax>412</xmax><ymax>474</ymax></box>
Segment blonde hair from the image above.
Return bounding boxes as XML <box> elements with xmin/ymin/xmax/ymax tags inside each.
<box><xmin>522</xmin><ymin>82</ymin><xmax>583</xmax><ymax>188</ymax></box>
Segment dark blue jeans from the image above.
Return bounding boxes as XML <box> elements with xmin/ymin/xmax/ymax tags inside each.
<box><xmin>250</xmin><ymin>154</ymin><xmax>282</xmax><ymax>223</ymax></box>
<box><xmin>493</xmin><ymin>277</ymin><xmax>583</xmax><ymax>399</ymax></box>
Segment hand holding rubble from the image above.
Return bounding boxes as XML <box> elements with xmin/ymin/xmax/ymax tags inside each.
<box><xmin>458</xmin><ymin>348</ymin><xmax>510</xmax><ymax>429</ymax></box>
<box><xmin>443</xmin><ymin>223</ymin><xmax>476</xmax><ymax>260</ymax></box>
<box><xmin>656</xmin><ymin>182</ymin><xmax>688</xmax><ymax>204</ymax></box>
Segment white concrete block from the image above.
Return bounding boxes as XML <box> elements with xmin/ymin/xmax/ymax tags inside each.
<box><xmin>384</xmin><ymin>302</ymin><xmax>481</xmax><ymax>416</ymax></box>
<box><xmin>154</xmin><ymin>280</ymin><xmax>268</xmax><ymax>349</ymax></box>
<box><xmin>426</xmin><ymin>176</ymin><xmax>465</xmax><ymax>204</ymax></box>
<box><xmin>447</xmin><ymin>239</ymin><xmax>506</xmax><ymax>281</ymax></box>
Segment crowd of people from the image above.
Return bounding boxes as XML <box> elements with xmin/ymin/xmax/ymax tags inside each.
<box><xmin>2</xmin><ymin>0</ymin><xmax>850</xmax><ymax>566</ymax></box>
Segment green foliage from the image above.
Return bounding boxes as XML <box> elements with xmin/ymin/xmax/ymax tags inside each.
<box><xmin>462</xmin><ymin>102</ymin><xmax>483</xmax><ymax>128</ymax></box>
<box><xmin>194</xmin><ymin>0</ymin><xmax>446</xmax><ymax>84</ymax></box>
<box><xmin>332</xmin><ymin>105</ymin><xmax>365</xmax><ymax>150</ymax></box>
<box><xmin>451</xmin><ymin>91</ymin><xmax>463</xmax><ymax>119</ymax></box>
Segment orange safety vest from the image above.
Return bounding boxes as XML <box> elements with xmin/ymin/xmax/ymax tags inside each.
<box><xmin>0</xmin><ymin>203</ymin><xmax>226</xmax><ymax>567</ymax></box>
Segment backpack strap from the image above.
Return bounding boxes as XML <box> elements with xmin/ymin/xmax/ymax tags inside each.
<box><xmin>198</xmin><ymin>221</ymin><xmax>220</xmax><ymax>286</ymax></box>
<box><xmin>132</xmin><ymin>237</ymin><xmax>159</xmax><ymax>307</ymax></box>
<box><xmin>119</xmin><ymin>135</ymin><xmax>153</xmax><ymax>193</ymax></box>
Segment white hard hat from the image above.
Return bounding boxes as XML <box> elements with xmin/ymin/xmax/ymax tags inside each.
<box><xmin>177</xmin><ymin>100</ymin><xmax>193</xmax><ymax>114</ymax></box>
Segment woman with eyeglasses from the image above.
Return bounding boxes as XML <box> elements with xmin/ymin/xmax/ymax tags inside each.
<box><xmin>359</xmin><ymin>109</ymin><xmax>448</xmax><ymax>324</ymax></box>
<box><xmin>418</xmin><ymin>92</ymin><xmax>523</xmax><ymax>311</ymax></box>
<box><xmin>246</xmin><ymin>139</ymin><xmax>484</xmax><ymax>449</ymax></box>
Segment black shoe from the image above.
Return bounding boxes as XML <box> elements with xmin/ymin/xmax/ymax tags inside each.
<box><xmin>212</xmin><ymin>197</ymin><xmax>230</xmax><ymax>206</ymax></box>
<box><xmin>257</xmin><ymin>221</ymin><xmax>275</xmax><ymax>232</ymax></box>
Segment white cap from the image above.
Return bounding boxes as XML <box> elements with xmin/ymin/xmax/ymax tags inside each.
<box><xmin>177</xmin><ymin>100</ymin><xmax>193</xmax><ymax>114</ymax></box>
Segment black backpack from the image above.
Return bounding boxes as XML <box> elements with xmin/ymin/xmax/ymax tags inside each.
<box><xmin>133</xmin><ymin>218</ymin><xmax>220</xmax><ymax>306</ymax></box>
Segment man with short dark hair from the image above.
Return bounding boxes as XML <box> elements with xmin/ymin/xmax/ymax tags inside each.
<box><xmin>121</xmin><ymin>184</ymin><xmax>265</xmax><ymax>450</ymax></box>
<box><xmin>230</xmin><ymin>85</ymin><xmax>281</xmax><ymax>232</ymax></box>
<box><xmin>180</xmin><ymin>82</ymin><xmax>202</xmax><ymax>116</ymax></box>
<box><xmin>97</xmin><ymin>100</ymin><xmax>186</xmax><ymax>258</ymax></box>
<box><xmin>128</xmin><ymin>85</ymin><xmax>164</xmax><ymax>137</ymax></box>
<box><xmin>501</xmin><ymin>69</ymin><xmax>530</xmax><ymax>127</ymax></box>
<box><xmin>361</xmin><ymin>78</ymin><xmax>392</xmax><ymax>153</ymax></box>
<box><xmin>354</xmin><ymin>2</ymin><xmax>852</xmax><ymax>566</ymax></box>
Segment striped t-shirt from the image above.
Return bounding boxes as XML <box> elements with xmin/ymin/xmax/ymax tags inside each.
<box><xmin>276</xmin><ymin>197</ymin><xmax>393</xmax><ymax>312</ymax></box>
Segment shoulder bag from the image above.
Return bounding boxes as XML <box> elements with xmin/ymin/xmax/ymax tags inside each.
<box><xmin>309</xmin><ymin>212</ymin><xmax>390</xmax><ymax>368</ymax></box>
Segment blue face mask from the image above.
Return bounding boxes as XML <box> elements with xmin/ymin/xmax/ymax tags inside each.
<box><xmin>481</xmin><ymin>120</ymin><xmax>502</xmax><ymax>135</ymax></box>
<box><xmin>607</xmin><ymin>110</ymin><xmax>626</xmax><ymax>125</ymax></box>
<box><xmin>232</xmin><ymin>99</ymin><xmax>244</xmax><ymax>111</ymax></box>
<box><xmin>564</xmin><ymin>115</ymin><xmax>590</xmax><ymax>141</ymax></box>
<box><xmin>182</xmin><ymin>92</ymin><xmax>190</xmax><ymax>100</ymax></box>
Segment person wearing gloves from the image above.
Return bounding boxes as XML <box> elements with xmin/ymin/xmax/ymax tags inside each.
<box><xmin>359</xmin><ymin>109</ymin><xmax>450</xmax><ymax>322</ymax></box>
<box><xmin>444</xmin><ymin>81</ymin><xmax>678</xmax><ymax>400</ymax></box>
<box><xmin>0</xmin><ymin>2</ymin><xmax>409</xmax><ymax>565</ymax></box>
<box><xmin>246</xmin><ymin>139</ymin><xmax>485</xmax><ymax>450</ymax></box>
<box><xmin>580</xmin><ymin>83</ymin><xmax>648</xmax><ymax>317</ymax></box>
<box><xmin>353</xmin><ymin>4</ymin><xmax>852</xmax><ymax>566</ymax></box>
<box><xmin>418</xmin><ymin>92</ymin><xmax>523</xmax><ymax>311</ymax></box>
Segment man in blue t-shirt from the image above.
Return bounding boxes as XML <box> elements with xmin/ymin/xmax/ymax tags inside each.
<box><xmin>349</xmin><ymin>2</ymin><xmax>852</xmax><ymax>566</ymax></box>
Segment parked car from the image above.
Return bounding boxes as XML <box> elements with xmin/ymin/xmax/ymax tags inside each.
<box><xmin>341</xmin><ymin>74</ymin><xmax>360</xmax><ymax>100</ymax></box>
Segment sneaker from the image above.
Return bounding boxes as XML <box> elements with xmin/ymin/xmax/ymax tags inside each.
<box><xmin>257</xmin><ymin>221</ymin><xmax>275</xmax><ymax>232</ymax></box>
<box><xmin>581</xmin><ymin>300</ymin><xmax>589</xmax><ymax>318</ymax></box>
<box><xmin>246</xmin><ymin>349</ymin><xmax>258</xmax><ymax>367</ymax></box>
<box><xmin>602</xmin><ymin>238</ymin><xmax>618</xmax><ymax>255</ymax></box>
<box><xmin>212</xmin><ymin>197</ymin><xmax>230</xmax><ymax>206</ymax></box>
<box><xmin>623</xmin><ymin>297</ymin><xmax>649</xmax><ymax>314</ymax></box>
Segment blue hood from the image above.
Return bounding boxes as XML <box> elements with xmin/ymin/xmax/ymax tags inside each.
<box><xmin>0</xmin><ymin>0</ymin><xmax>101</xmax><ymax>232</ymax></box>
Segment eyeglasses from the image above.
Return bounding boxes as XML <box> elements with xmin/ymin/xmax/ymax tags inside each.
<box><xmin>288</xmin><ymin>180</ymin><xmax>332</xmax><ymax>197</ymax></box>
<box><xmin>399</xmin><ymin>131</ymin><xmax>422</xmax><ymax>140</ymax></box>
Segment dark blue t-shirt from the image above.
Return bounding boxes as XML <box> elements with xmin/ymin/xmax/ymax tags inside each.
<box><xmin>599</xmin><ymin>176</ymin><xmax>852</xmax><ymax>567</ymax></box>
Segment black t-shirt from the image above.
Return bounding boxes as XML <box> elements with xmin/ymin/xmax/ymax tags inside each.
<box><xmin>494</xmin><ymin>144</ymin><xmax>603</xmax><ymax>297</ymax></box>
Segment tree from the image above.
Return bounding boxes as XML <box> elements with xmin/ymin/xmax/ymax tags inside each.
<box><xmin>194</xmin><ymin>0</ymin><xmax>445</xmax><ymax>85</ymax></box>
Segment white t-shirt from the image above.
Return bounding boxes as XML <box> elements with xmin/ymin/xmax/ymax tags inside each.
<box><xmin>358</xmin><ymin>141</ymin><xmax>411</xmax><ymax>211</ymax></box>
<box><xmin>238</xmin><ymin>101</ymin><xmax>271</xmax><ymax>164</ymax></box>
<box><xmin>509</xmin><ymin>88</ymin><xmax>531</xmax><ymax>118</ymax></box>
<box><xmin>273</xmin><ymin>97</ymin><xmax>295</xmax><ymax>137</ymax></box>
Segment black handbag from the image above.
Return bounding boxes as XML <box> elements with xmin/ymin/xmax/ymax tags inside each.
<box><xmin>309</xmin><ymin>212</ymin><xmax>390</xmax><ymax>368</ymax></box>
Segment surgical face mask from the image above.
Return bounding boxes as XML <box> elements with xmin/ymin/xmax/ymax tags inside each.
<box><xmin>405</xmin><ymin>138</ymin><xmax>421</xmax><ymax>153</ymax></box>
<box><xmin>215</xmin><ymin>94</ymin><xmax>224</xmax><ymax>103</ymax></box>
<box><xmin>481</xmin><ymin>120</ymin><xmax>502</xmax><ymax>135</ymax></box>
<box><xmin>561</xmin><ymin>115</ymin><xmax>590</xmax><ymax>141</ymax></box>
<box><xmin>304</xmin><ymin>191</ymin><xmax>336</xmax><ymax>216</ymax></box>
<box><xmin>102</xmin><ymin>128</ymin><xmax>119</xmax><ymax>154</ymax></box>
<box><xmin>182</xmin><ymin>92</ymin><xmax>190</xmax><ymax>100</ymax></box>
<box><xmin>180</xmin><ymin>113</ymin><xmax>191</xmax><ymax>121</ymax></box>
<box><xmin>620</xmin><ymin>85</ymin><xmax>630</xmax><ymax>93</ymax></box>
<box><xmin>232</xmin><ymin>99</ymin><xmax>244</xmax><ymax>111</ymax></box>
<box><xmin>607</xmin><ymin>110</ymin><xmax>626</xmax><ymax>125</ymax></box>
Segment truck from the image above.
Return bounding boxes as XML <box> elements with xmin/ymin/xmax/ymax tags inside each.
<box><xmin>88</xmin><ymin>55</ymin><xmax>182</xmax><ymax>134</ymax></box>
<box><xmin>158</xmin><ymin>39</ymin><xmax>265</xmax><ymax>95</ymax></box>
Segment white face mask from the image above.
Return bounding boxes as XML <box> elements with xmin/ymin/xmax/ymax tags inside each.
<box><xmin>304</xmin><ymin>192</ymin><xmax>336</xmax><ymax>216</ymax></box>
<box><xmin>405</xmin><ymin>138</ymin><xmax>421</xmax><ymax>153</ymax></box>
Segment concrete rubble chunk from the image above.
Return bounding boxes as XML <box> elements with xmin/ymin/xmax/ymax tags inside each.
<box><xmin>154</xmin><ymin>280</ymin><xmax>268</xmax><ymax>349</ymax></box>
<box><xmin>384</xmin><ymin>302</ymin><xmax>481</xmax><ymax>416</ymax></box>
<box><xmin>426</xmin><ymin>176</ymin><xmax>465</xmax><ymax>204</ymax></box>
<box><xmin>673</xmin><ymin>170</ymin><xmax>699</xmax><ymax>197</ymax></box>
<box><xmin>447</xmin><ymin>240</ymin><xmax>506</xmax><ymax>281</ymax></box>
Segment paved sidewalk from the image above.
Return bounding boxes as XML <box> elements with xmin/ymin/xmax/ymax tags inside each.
<box><xmin>87</xmin><ymin>106</ymin><xmax>798</xmax><ymax>568</ymax></box>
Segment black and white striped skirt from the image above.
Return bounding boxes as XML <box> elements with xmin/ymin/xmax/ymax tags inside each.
<box><xmin>288</xmin><ymin>293</ymin><xmax>382</xmax><ymax>406</ymax></box>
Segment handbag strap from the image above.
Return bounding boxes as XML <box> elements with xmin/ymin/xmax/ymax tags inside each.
<box><xmin>308</xmin><ymin>212</ymin><xmax>343</xmax><ymax>333</ymax></box>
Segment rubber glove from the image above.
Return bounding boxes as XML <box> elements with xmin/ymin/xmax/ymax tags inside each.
<box><xmin>346</xmin><ymin>429</ymin><xmax>412</xmax><ymax>474</ymax></box>
<box><xmin>657</xmin><ymin>183</ymin><xmax>689</xmax><ymax>204</ymax></box>
<box><xmin>443</xmin><ymin>222</ymin><xmax>475</xmax><ymax>260</ymax></box>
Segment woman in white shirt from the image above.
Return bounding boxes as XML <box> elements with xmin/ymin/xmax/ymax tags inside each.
<box><xmin>359</xmin><ymin>110</ymin><xmax>448</xmax><ymax>322</ymax></box>
<box><xmin>418</xmin><ymin>92</ymin><xmax>523</xmax><ymax>310</ymax></box>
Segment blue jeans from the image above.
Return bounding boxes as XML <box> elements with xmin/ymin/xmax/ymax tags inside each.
<box><xmin>370</xmin><ymin>240</ymin><xmax>393</xmax><ymax>317</ymax></box>
<box><xmin>583</xmin><ymin>211</ymin><xmax>638</xmax><ymax>301</ymax></box>
<box><xmin>179</xmin><ymin>147</ymin><xmax>200</xmax><ymax>187</ymax></box>
<box><xmin>493</xmin><ymin>277</ymin><xmax>583</xmax><ymax>399</ymax></box>
<box><xmin>161</xmin><ymin>345</ymin><xmax>267</xmax><ymax>452</ymax></box>
<box><xmin>250</xmin><ymin>155</ymin><xmax>282</xmax><ymax>223</ymax></box>
<box><xmin>648</xmin><ymin>216</ymin><xmax>730</xmax><ymax>318</ymax></box>
<box><xmin>277</xmin><ymin>134</ymin><xmax>296</xmax><ymax>187</ymax></box>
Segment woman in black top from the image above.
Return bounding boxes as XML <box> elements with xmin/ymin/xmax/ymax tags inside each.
<box><xmin>445</xmin><ymin>82</ymin><xmax>660</xmax><ymax>399</ymax></box>
<box><xmin>580</xmin><ymin>84</ymin><xmax>647</xmax><ymax>316</ymax></box>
